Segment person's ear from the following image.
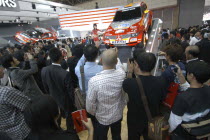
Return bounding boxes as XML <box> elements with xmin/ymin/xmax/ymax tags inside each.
<box><xmin>100</xmin><ymin>58</ymin><xmax>103</xmax><ymax>64</ymax></box>
<box><xmin>115</xmin><ymin>58</ymin><xmax>118</xmax><ymax>65</ymax></box>
<box><xmin>134</xmin><ymin>60</ymin><xmax>139</xmax><ymax>68</ymax></box>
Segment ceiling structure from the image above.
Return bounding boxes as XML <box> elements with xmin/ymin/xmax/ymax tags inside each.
<box><xmin>49</xmin><ymin>0</ymin><xmax>93</xmax><ymax>6</ymax></box>
<box><xmin>0</xmin><ymin>0</ymin><xmax>82</xmax><ymax>24</ymax></box>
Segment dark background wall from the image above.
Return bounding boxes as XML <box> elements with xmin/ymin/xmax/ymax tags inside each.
<box><xmin>179</xmin><ymin>0</ymin><xmax>205</xmax><ymax>28</ymax></box>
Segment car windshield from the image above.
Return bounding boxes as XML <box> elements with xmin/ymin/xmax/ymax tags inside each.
<box><xmin>113</xmin><ymin>6</ymin><xmax>142</xmax><ymax>22</ymax></box>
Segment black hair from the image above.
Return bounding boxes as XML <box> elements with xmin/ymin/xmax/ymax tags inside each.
<box><xmin>48</xmin><ymin>41</ymin><xmax>52</xmax><ymax>45</ymax></box>
<box><xmin>170</xmin><ymin>31</ymin><xmax>176</xmax><ymax>36</ymax></box>
<box><xmin>24</xmin><ymin>95</ymin><xmax>59</xmax><ymax>132</ymax></box>
<box><xmin>163</xmin><ymin>44</ymin><xmax>183</xmax><ymax>62</ymax></box>
<box><xmin>72</xmin><ymin>44</ymin><xmax>84</xmax><ymax>59</ymax></box>
<box><xmin>163</xmin><ymin>33</ymin><xmax>169</xmax><ymax>39</ymax></box>
<box><xmin>182</xmin><ymin>34</ymin><xmax>190</xmax><ymax>41</ymax></box>
<box><xmin>133</xmin><ymin>48</ymin><xmax>146</xmax><ymax>61</ymax></box>
<box><xmin>83</xmin><ymin>44</ymin><xmax>98</xmax><ymax>62</ymax></box>
<box><xmin>136</xmin><ymin>52</ymin><xmax>156</xmax><ymax>72</ymax></box>
<box><xmin>62</xmin><ymin>40</ymin><xmax>67</xmax><ymax>45</ymax></box>
<box><xmin>162</xmin><ymin>29</ymin><xmax>167</xmax><ymax>32</ymax></box>
<box><xmin>0</xmin><ymin>54</ymin><xmax>13</xmax><ymax>68</ymax></box>
<box><xmin>169</xmin><ymin>38</ymin><xmax>181</xmax><ymax>45</ymax></box>
<box><xmin>13</xmin><ymin>50</ymin><xmax>24</xmax><ymax>62</ymax></box>
<box><xmin>49</xmin><ymin>48</ymin><xmax>62</xmax><ymax>63</ymax></box>
<box><xmin>188</xmin><ymin>46</ymin><xmax>200</xmax><ymax>58</ymax></box>
<box><xmin>23</xmin><ymin>45</ymin><xmax>31</xmax><ymax>53</ymax></box>
<box><xmin>93</xmin><ymin>23</ymin><xmax>97</xmax><ymax>27</ymax></box>
<box><xmin>187</xmin><ymin>61</ymin><xmax>210</xmax><ymax>84</ymax></box>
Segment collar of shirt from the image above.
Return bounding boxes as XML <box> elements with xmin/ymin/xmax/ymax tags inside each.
<box><xmin>85</xmin><ymin>62</ymin><xmax>97</xmax><ymax>66</ymax></box>
<box><xmin>52</xmin><ymin>63</ymin><xmax>61</xmax><ymax>66</ymax></box>
<box><xmin>97</xmin><ymin>69</ymin><xmax>115</xmax><ymax>75</ymax></box>
<box><xmin>187</xmin><ymin>58</ymin><xmax>198</xmax><ymax>63</ymax></box>
<box><xmin>8</xmin><ymin>67</ymin><xmax>20</xmax><ymax>70</ymax></box>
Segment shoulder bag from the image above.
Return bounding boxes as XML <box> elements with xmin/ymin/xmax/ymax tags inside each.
<box><xmin>74</xmin><ymin>66</ymin><xmax>86</xmax><ymax>110</ymax></box>
<box><xmin>181</xmin><ymin>112</ymin><xmax>210</xmax><ymax>139</ymax></box>
<box><xmin>136</xmin><ymin>77</ymin><xmax>169</xmax><ymax>140</ymax></box>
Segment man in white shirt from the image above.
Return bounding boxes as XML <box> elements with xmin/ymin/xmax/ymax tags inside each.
<box><xmin>189</xmin><ymin>31</ymin><xmax>201</xmax><ymax>45</ymax></box>
<box><xmin>86</xmin><ymin>48</ymin><xmax>127</xmax><ymax>140</ymax></box>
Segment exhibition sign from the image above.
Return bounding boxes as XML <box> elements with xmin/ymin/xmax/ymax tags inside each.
<box><xmin>0</xmin><ymin>0</ymin><xmax>20</xmax><ymax>12</ymax></box>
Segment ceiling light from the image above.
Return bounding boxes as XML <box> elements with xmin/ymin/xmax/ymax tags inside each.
<box><xmin>32</xmin><ymin>3</ymin><xmax>36</xmax><ymax>9</ymax></box>
<box><xmin>36</xmin><ymin>17</ymin><xmax>40</xmax><ymax>22</ymax></box>
<box><xmin>51</xmin><ymin>6</ymin><xmax>56</xmax><ymax>12</ymax></box>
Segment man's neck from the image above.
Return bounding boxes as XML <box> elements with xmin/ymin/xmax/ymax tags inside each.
<box><xmin>103</xmin><ymin>66</ymin><xmax>115</xmax><ymax>70</ymax></box>
<box><xmin>168</xmin><ymin>61</ymin><xmax>177</xmax><ymax>65</ymax></box>
<box><xmin>190</xmin><ymin>81</ymin><xmax>203</xmax><ymax>88</ymax></box>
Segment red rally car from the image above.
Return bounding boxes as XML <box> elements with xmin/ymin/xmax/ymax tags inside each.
<box><xmin>103</xmin><ymin>2</ymin><xmax>153</xmax><ymax>48</ymax></box>
<box><xmin>14</xmin><ymin>27</ymin><xmax>57</xmax><ymax>44</ymax></box>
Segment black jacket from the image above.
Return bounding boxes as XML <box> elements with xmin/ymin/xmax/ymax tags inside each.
<box><xmin>41</xmin><ymin>65</ymin><xmax>74</xmax><ymax>112</ymax></box>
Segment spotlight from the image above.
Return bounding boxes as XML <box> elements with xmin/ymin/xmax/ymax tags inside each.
<box><xmin>27</xmin><ymin>21</ymin><xmax>32</xmax><ymax>24</ymax></box>
<box><xmin>32</xmin><ymin>3</ymin><xmax>36</xmax><ymax>9</ymax></box>
<box><xmin>15</xmin><ymin>17</ymin><xmax>20</xmax><ymax>23</ymax></box>
<box><xmin>36</xmin><ymin>17</ymin><xmax>40</xmax><ymax>22</ymax></box>
<box><xmin>51</xmin><ymin>6</ymin><xmax>56</xmax><ymax>12</ymax></box>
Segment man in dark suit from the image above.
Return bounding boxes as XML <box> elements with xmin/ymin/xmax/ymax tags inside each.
<box><xmin>41</xmin><ymin>48</ymin><xmax>75</xmax><ymax>131</ymax></box>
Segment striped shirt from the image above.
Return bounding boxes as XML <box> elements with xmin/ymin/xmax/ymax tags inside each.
<box><xmin>86</xmin><ymin>59</ymin><xmax>127</xmax><ymax>125</ymax></box>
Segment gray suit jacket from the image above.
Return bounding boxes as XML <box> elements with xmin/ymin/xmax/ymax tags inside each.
<box><xmin>9</xmin><ymin>60</ymin><xmax>43</xmax><ymax>99</ymax></box>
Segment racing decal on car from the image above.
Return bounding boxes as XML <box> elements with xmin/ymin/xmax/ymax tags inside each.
<box><xmin>103</xmin><ymin>2</ymin><xmax>153</xmax><ymax>47</ymax></box>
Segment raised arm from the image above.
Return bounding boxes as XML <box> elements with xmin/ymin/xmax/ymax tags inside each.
<box><xmin>75</xmin><ymin>55</ymin><xmax>86</xmax><ymax>77</ymax></box>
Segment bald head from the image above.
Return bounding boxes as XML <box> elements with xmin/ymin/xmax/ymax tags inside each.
<box><xmin>101</xmin><ymin>49</ymin><xmax>118</xmax><ymax>68</ymax></box>
<box><xmin>185</xmin><ymin>45</ymin><xmax>200</xmax><ymax>60</ymax></box>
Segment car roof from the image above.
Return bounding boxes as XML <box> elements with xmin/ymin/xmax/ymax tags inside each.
<box><xmin>34</xmin><ymin>28</ymin><xmax>50</xmax><ymax>33</ymax></box>
<box><xmin>117</xmin><ymin>2</ymin><xmax>147</xmax><ymax>11</ymax></box>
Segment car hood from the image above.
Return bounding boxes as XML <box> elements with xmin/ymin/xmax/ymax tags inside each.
<box><xmin>110</xmin><ymin>18</ymin><xmax>141</xmax><ymax>30</ymax></box>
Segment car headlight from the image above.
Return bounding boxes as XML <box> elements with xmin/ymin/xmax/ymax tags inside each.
<box><xmin>131</xmin><ymin>33</ymin><xmax>138</xmax><ymax>37</ymax></box>
<box><xmin>104</xmin><ymin>36</ymin><xmax>109</xmax><ymax>39</ymax></box>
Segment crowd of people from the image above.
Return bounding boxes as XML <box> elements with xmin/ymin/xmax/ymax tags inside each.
<box><xmin>0</xmin><ymin>24</ymin><xmax>210</xmax><ymax>140</ymax></box>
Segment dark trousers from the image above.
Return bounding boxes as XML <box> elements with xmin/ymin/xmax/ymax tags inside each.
<box><xmin>57</xmin><ymin>110</ymin><xmax>74</xmax><ymax>132</ymax></box>
<box><xmin>93</xmin><ymin>118</ymin><xmax>122</xmax><ymax>140</ymax></box>
<box><xmin>128</xmin><ymin>123</ymin><xmax>151</xmax><ymax>140</ymax></box>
